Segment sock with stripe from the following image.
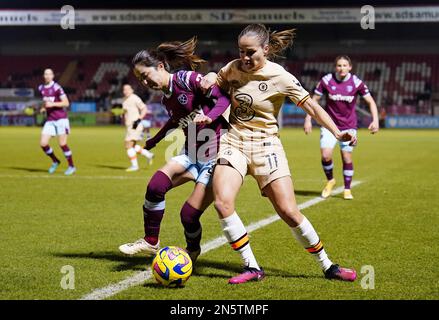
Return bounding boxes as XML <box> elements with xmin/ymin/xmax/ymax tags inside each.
<box><xmin>321</xmin><ymin>159</ymin><xmax>334</xmax><ymax>181</ymax></box>
<box><xmin>143</xmin><ymin>171</ymin><xmax>173</xmax><ymax>245</ymax></box>
<box><xmin>220</xmin><ymin>212</ymin><xmax>260</xmax><ymax>270</ymax></box>
<box><xmin>41</xmin><ymin>145</ymin><xmax>60</xmax><ymax>163</ymax></box>
<box><xmin>60</xmin><ymin>145</ymin><xmax>74</xmax><ymax>167</ymax></box>
<box><xmin>180</xmin><ymin>201</ymin><xmax>203</xmax><ymax>252</ymax></box>
<box><xmin>343</xmin><ymin>161</ymin><xmax>354</xmax><ymax>190</ymax></box>
<box><xmin>291</xmin><ymin>216</ymin><xmax>333</xmax><ymax>271</ymax></box>
<box><xmin>127</xmin><ymin>147</ymin><xmax>138</xmax><ymax>167</ymax></box>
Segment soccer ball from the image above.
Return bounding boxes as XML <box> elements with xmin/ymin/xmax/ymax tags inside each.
<box><xmin>152</xmin><ymin>246</ymin><xmax>193</xmax><ymax>287</ymax></box>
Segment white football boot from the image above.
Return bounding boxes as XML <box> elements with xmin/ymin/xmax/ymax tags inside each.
<box><xmin>119</xmin><ymin>238</ymin><xmax>160</xmax><ymax>256</ymax></box>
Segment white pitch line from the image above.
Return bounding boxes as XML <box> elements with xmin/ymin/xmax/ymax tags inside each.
<box><xmin>80</xmin><ymin>180</ymin><xmax>362</xmax><ymax>300</ymax></box>
<box><xmin>0</xmin><ymin>174</ymin><xmax>148</xmax><ymax>180</ymax></box>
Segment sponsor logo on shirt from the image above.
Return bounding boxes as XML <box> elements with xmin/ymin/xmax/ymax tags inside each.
<box><xmin>293</xmin><ymin>79</ymin><xmax>302</xmax><ymax>87</ymax></box>
<box><xmin>233</xmin><ymin>93</ymin><xmax>255</xmax><ymax>121</ymax></box>
<box><xmin>328</xmin><ymin>93</ymin><xmax>355</xmax><ymax>103</ymax></box>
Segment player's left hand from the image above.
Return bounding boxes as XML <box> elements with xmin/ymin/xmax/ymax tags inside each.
<box><xmin>132</xmin><ymin>119</ymin><xmax>141</xmax><ymax>129</ymax></box>
<box><xmin>368</xmin><ymin>120</ymin><xmax>379</xmax><ymax>134</ymax></box>
<box><xmin>337</xmin><ymin>131</ymin><xmax>357</xmax><ymax>146</ymax></box>
<box><xmin>193</xmin><ymin>114</ymin><xmax>212</xmax><ymax>125</ymax></box>
<box><xmin>44</xmin><ymin>101</ymin><xmax>54</xmax><ymax>108</ymax></box>
<box><xmin>200</xmin><ymin>73</ymin><xmax>217</xmax><ymax>93</ymax></box>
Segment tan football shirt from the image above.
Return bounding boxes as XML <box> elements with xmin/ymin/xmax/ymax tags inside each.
<box><xmin>122</xmin><ymin>93</ymin><xmax>146</xmax><ymax>127</ymax></box>
<box><xmin>217</xmin><ymin>59</ymin><xmax>310</xmax><ymax>139</ymax></box>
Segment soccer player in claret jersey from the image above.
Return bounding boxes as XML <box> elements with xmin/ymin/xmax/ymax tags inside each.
<box><xmin>304</xmin><ymin>55</ymin><xmax>379</xmax><ymax>200</ymax></box>
<box><xmin>201</xmin><ymin>24</ymin><xmax>357</xmax><ymax>284</ymax></box>
<box><xmin>118</xmin><ymin>37</ymin><xmax>230</xmax><ymax>262</ymax></box>
<box><xmin>38</xmin><ymin>68</ymin><xmax>76</xmax><ymax>175</ymax></box>
<box><xmin>122</xmin><ymin>84</ymin><xmax>154</xmax><ymax>172</ymax></box>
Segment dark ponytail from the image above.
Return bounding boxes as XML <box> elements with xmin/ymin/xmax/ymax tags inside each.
<box><xmin>132</xmin><ymin>36</ymin><xmax>205</xmax><ymax>72</ymax></box>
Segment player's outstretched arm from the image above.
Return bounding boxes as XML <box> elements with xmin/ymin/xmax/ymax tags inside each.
<box><xmin>144</xmin><ymin>119</ymin><xmax>178</xmax><ymax>150</ymax></box>
<box><xmin>303</xmin><ymin>94</ymin><xmax>322</xmax><ymax>134</ymax></box>
<box><xmin>363</xmin><ymin>95</ymin><xmax>379</xmax><ymax>134</ymax></box>
<box><xmin>301</xmin><ymin>97</ymin><xmax>356</xmax><ymax>145</ymax></box>
<box><xmin>203</xmin><ymin>87</ymin><xmax>230</xmax><ymax>122</ymax></box>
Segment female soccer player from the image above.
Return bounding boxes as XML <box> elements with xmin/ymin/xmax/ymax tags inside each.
<box><xmin>304</xmin><ymin>55</ymin><xmax>379</xmax><ymax>200</ymax></box>
<box><xmin>200</xmin><ymin>24</ymin><xmax>357</xmax><ymax>284</ymax></box>
<box><xmin>121</xmin><ymin>83</ymin><xmax>154</xmax><ymax>172</ymax></box>
<box><xmin>38</xmin><ymin>68</ymin><xmax>76</xmax><ymax>175</ymax></box>
<box><xmin>118</xmin><ymin>37</ymin><xmax>230</xmax><ymax>262</ymax></box>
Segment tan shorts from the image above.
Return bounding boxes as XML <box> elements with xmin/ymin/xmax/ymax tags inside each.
<box><xmin>217</xmin><ymin>132</ymin><xmax>291</xmax><ymax>192</ymax></box>
<box><xmin>125</xmin><ymin>124</ymin><xmax>144</xmax><ymax>142</ymax></box>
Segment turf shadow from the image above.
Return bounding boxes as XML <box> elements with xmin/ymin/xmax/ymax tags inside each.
<box><xmin>143</xmin><ymin>283</ymin><xmax>186</xmax><ymax>290</ymax></box>
<box><xmin>51</xmin><ymin>251</ymin><xmax>153</xmax><ymax>271</ymax></box>
<box><xmin>51</xmin><ymin>253</ymin><xmax>320</xmax><ymax>279</ymax></box>
<box><xmin>293</xmin><ymin>189</ymin><xmax>323</xmax><ymax>197</ymax></box>
<box><xmin>7</xmin><ymin>166</ymin><xmax>49</xmax><ymax>173</ymax></box>
<box><xmin>193</xmin><ymin>259</ymin><xmax>319</xmax><ymax>280</ymax></box>
<box><xmin>94</xmin><ymin>164</ymin><xmax>127</xmax><ymax>170</ymax></box>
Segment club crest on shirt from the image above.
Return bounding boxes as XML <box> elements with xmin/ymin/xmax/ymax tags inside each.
<box><xmin>258</xmin><ymin>82</ymin><xmax>268</xmax><ymax>92</ymax></box>
<box><xmin>224</xmin><ymin>149</ymin><xmax>233</xmax><ymax>156</ymax></box>
<box><xmin>331</xmin><ymin>86</ymin><xmax>336</xmax><ymax>90</ymax></box>
<box><xmin>346</xmin><ymin>85</ymin><xmax>353</xmax><ymax>93</ymax></box>
<box><xmin>178</xmin><ymin>94</ymin><xmax>188</xmax><ymax>105</ymax></box>
<box><xmin>233</xmin><ymin>93</ymin><xmax>255</xmax><ymax>121</ymax></box>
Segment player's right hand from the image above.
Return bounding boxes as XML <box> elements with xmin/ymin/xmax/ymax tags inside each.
<box><xmin>200</xmin><ymin>73</ymin><xmax>217</xmax><ymax>93</ymax></box>
<box><xmin>304</xmin><ymin>121</ymin><xmax>313</xmax><ymax>135</ymax></box>
<box><xmin>144</xmin><ymin>139</ymin><xmax>156</xmax><ymax>150</ymax></box>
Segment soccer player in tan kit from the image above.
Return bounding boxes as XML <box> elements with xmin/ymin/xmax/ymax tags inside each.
<box><xmin>122</xmin><ymin>84</ymin><xmax>154</xmax><ymax>171</ymax></box>
<box><xmin>201</xmin><ymin>24</ymin><xmax>358</xmax><ymax>284</ymax></box>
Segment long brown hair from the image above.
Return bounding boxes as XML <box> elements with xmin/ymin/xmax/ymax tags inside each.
<box><xmin>132</xmin><ymin>36</ymin><xmax>205</xmax><ymax>72</ymax></box>
<box><xmin>238</xmin><ymin>24</ymin><xmax>296</xmax><ymax>59</ymax></box>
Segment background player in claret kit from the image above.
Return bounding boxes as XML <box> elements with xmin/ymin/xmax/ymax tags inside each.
<box><xmin>122</xmin><ymin>84</ymin><xmax>154</xmax><ymax>172</ymax></box>
<box><xmin>304</xmin><ymin>55</ymin><xmax>379</xmax><ymax>200</ymax></box>
<box><xmin>38</xmin><ymin>68</ymin><xmax>76</xmax><ymax>176</ymax></box>
<box><xmin>118</xmin><ymin>37</ymin><xmax>230</xmax><ymax>262</ymax></box>
<box><xmin>201</xmin><ymin>24</ymin><xmax>357</xmax><ymax>284</ymax></box>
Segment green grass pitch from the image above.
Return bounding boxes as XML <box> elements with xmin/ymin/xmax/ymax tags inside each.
<box><xmin>0</xmin><ymin>126</ymin><xmax>438</xmax><ymax>300</ymax></box>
